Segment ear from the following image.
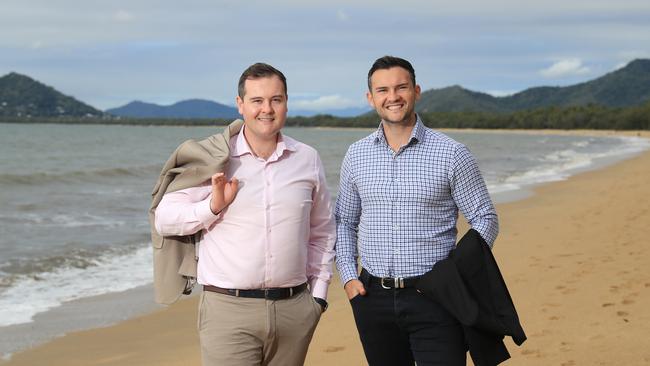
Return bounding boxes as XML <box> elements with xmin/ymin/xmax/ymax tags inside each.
<box><xmin>366</xmin><ymin>91</ymin><xmax>375</xmax><ymax>107</ymax></box>
<box><xmin>415</xmin><ymin>84</ymin><xmax>421</xmax><ymax>101</ymax></box>
<box><xmin>236</xmin><ymin>96</ymin><xmax>244</xmax><ymax>115</ymax></box>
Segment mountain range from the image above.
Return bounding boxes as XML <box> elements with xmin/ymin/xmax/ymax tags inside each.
<box><xmin>106</xmin><ymin>99</ymin><xmax>240</xmax><ymax>119</ymax></box>
<box><xmin>1</xmin><ymin>59</ymin><xmax>650</xmax><ymax>119</ymax></box>
<box><xmin>416</xmin><ymin>59</ymin><xmax>650</xmax><ymax>113</ymax></box>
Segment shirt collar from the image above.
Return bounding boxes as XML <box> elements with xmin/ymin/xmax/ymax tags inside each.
<box><xmin>232</xmin><ymin>125</ymin><xmax>296</xmax><ymax>159</ymax></box>
<box><xmin>373</xmin><ymin>114</ymin><xmax>426</xmax><ymax>146</ymax></box>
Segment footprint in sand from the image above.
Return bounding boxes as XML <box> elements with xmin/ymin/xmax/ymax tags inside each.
<box><xmin>521</xmin><ymin>348</ymin><xmax>542</xmax><ymax>358</ymax></box>
<box><xmin>542</xmin><ymin>302</ymin><xmax>561</xmax><ymax>308</ymax></box>
<box><xmin>530</xmin><ymin>330</ymin><xmax>553</xmax><ymax>338</ymax></box>
<box><xmin>616</xmin><ymin>311</ymin><xmax>631</xmax><ymax>322</ymax></box>
<box><xmin>559</xmin><ymin>341</ymin><xmax>572</xmax><ymax>352</ymax></box>
<box><xmin>324</xmin><ymin>346</ymin><xmax>345</xmax><ymax>353</ymax></box>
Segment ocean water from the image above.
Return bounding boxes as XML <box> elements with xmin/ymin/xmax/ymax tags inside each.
<box><xmin>0</xmin><ymin>122</ymin><xmax>648</xmax><ymax>357</ymax></box>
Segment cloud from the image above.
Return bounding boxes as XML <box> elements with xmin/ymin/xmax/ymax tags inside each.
<box><xmin>539</xmin><ymin>58</ymin><xmax>591</xmax><ymax>78</ymax></box>
<box><xmin>113</xmin><ymin>10</ymin><xmax>135</xmax><ymax>23</ymax></box>
<box><xmin>3</xmin><ymin>0</ymin><xmax>650</xmax><ymax>109</ymax></box>
<box><xmin>485</xmin><ymin>90</ymin><xmax>518</xmax><ymax>97</ymax></box>
<box><xmin>290</xmin><ymin>95</ymin><xmax>363</xmax><ymax>111</ymax></box>
<box><xmin>336</xmin><ymin>9</ymin><xmax>349</xmax><ymax>21</ymax></box>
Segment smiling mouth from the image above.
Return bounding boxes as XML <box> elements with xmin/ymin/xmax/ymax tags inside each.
<box><xmin>385</xmin><ymin>104</ymin><xmax>404</xmax><ymax>111</ymax></box>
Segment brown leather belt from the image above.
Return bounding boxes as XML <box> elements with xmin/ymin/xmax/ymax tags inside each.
<box><xmin>203</xmin><ymin>283</ymin><xmax>307</xmax><ymax>300</ymax></box>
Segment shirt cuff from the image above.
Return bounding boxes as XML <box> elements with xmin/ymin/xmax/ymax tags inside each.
<box><xmin>310</xmin><ymin>278</ymin><xmax>330</xmax><ymax>300</ymax></box>
<box><xmin>195</xmin><ymin>197</ymin><xmax>221</xmax><ymax>227</ymax></box>
<box><xmin>338</xmin><ymin>265</ymin><xmax>359</xmax><ymax>287</ymax></box>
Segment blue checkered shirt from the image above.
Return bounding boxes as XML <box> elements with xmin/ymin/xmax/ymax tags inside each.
<box><xmin>335</xmin><ymin>116</ymin><xmax>499</xmax><ymax>285</ymax></box>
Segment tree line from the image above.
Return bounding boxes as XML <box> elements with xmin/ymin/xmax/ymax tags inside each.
<box><xmin>3</xmin><ymin>101</ymin><xmax>649</xmax><ymax>130</ymax></box>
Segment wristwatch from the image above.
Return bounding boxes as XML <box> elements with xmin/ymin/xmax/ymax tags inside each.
<box><xmin>314</xmin><ymin>297</ymin><xmax>328</xmax><ymax>312</ymax></box>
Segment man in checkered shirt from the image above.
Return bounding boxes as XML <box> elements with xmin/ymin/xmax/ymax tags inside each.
<box><xmin>335</xmin><ymin>56</ymin><xmax>499</xmax><ymax>366</ymax></box>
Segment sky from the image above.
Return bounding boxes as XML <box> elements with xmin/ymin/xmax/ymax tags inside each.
<box><xmin>2</xmin><ymin>0</ymin><xmax>650</xmax><ymax>112</ymax></box>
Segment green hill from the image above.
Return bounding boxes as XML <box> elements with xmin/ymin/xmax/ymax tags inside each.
<box><xmin>416</xmin><ymin>59</ymin><xmax>650</xmax><ymax>113</ymax></box>
<box><xmin>0</xmin><ymin>72</ymin><xmax>103</xmax><ymax>118</ymax></box>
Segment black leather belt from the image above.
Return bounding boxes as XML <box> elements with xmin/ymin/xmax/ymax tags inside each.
<box><xmin>360</xmin><ymin>268</ymin><xmax>421</xmax><ymax>289</ymax></box>
<box><xmin>203</xmin><ymin>283</ymin><xmax>307</xmax><ymax>300</ymax></box>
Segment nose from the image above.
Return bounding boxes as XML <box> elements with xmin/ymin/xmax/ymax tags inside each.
<box><xmin>387</xmin><ymin>89</ymin><xmax>400</xmax><ymax>101</ymax></box>
<box><xmin>261</xmin><ymin>100</ymin><xmax>274</xmax><ymax>114</ymax></box>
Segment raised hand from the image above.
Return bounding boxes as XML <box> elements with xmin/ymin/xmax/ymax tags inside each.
<box><xmin>209</xmin><ymin>172</ymin><xmax>239</xmax><ymax>215</ymax></box>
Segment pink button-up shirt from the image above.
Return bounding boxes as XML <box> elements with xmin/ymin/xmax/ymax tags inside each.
<box><xmin>155</xmin><ymin>128</ymin><xmax>336</xmax><ymax>299</ymax></box>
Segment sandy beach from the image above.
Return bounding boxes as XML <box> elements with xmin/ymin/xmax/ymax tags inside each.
<box><xmin>3</xmin><ymin>132</ymin><xmax>650</xmax><ymax>366</ymax></box>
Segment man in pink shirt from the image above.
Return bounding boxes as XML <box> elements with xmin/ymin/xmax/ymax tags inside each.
<box><xmin>155</xmin><ymin>63</ymin><xmax>335</xmax><ymax>366</ymax></box>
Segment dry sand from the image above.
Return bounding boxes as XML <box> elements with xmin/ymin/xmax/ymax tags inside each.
<box><xmin>3</xmin><ymin>132</ymin><xmax>650</xmax><ymax>366</ymax></box>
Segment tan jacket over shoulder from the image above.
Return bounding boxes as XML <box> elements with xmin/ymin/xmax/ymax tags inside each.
<box><xmin>149</xmin><ymin>119</ymin><xmax>244</xmax><ymax>305</ymax></box>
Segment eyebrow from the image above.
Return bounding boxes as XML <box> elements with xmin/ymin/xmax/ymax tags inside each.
<box><xmin>374</xmin><ymin>82</ymin><xmax>410</xmax><ymax>92</ymax></box>
<box><xmin>248</xmin><ymin>94</ymin><xmax>286</xmax><ymax>100</ymax></box>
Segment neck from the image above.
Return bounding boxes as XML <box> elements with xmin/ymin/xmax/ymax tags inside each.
<box><xmin>243</xmin><ymin>129</ymin><xmax>278</xmax><ymax>160</ymax></box>
<box><xmin>382</xmin><ymin>116</ymin><xmax>416</xmax><ymax>152</ymax></box>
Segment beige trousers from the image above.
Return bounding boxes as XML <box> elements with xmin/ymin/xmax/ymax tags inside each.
<box><xmin>198</xmin><ymin>288</ymin><xmax>322</xmax><ymax>366</ymax></box>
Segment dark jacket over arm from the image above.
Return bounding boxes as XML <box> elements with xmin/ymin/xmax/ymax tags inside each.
<box><xmin>416</xmin><ymin>229</ymin><xmax>526</xmax><ymax>366</ymax></box>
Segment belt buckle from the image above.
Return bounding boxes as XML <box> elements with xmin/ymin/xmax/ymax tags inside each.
<box><xmin>381</xmin><ymin>277</ymin><xmax>404</xmax><ymax>289</ymax></box>
<box><xmin>264</xmin><ymin>289</ymin><xmax>273</xmax><ymax>300</ymax></box>
<box><xmin>380</xmin><ymin>277</ymin><xmax>390</xmax><ymax>289</ymax></box>
<box><xmin>265</xmin><ymin>288</ymin><xmax>285</xmax><ymax>301</ymax></box>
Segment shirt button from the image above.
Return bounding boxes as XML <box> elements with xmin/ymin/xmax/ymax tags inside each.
<box><xmin>393</xmin><ymin>224</ymin><xmax>399</xmax><ymax>231</ymax></box>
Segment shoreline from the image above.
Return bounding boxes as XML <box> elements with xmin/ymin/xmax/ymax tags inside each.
<box><xmin>2</xmin><ymin>130</ymin><xmax>649</xmax><ymax>365</ymax></box>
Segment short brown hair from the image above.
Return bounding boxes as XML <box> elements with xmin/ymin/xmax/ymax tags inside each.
<box><xmin>238</xmin><ymin>63</ymin><xmax>287</xmax><ymax>98</ymax></box>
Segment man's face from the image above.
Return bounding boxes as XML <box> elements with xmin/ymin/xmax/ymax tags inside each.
<box><xmin>367</xmin><ymin>67</ymin><xmax>421</xmax><ymax>125</ymax></box>
<box><xmin>236</xmin><ymin>75</ymin><xmax>288</xmax><ymax>142</ymax></box>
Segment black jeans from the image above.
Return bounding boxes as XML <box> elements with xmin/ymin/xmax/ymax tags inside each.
<box><xmin>350</xmin><ymin>271</ymin><xmax>466</xmax><ymax>366</ymax></box>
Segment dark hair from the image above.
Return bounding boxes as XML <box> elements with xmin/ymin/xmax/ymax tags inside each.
<box><xmin>238</xmin><ymin>63</ymin><xmax>287</xmax><ymax>98</ymax></box>
<box><xmin>367</xmin><ymin>56</ymin><xmax>416</xmax><ymax>90</ymax></box>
